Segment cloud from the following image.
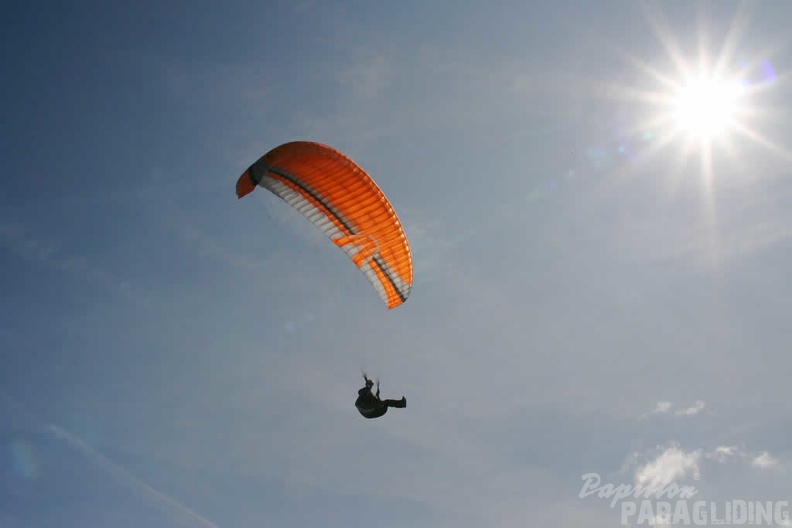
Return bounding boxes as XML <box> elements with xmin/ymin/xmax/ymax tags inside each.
<box><xmin>652</xmin><ymin>401</ymin><xmax>674</xmax><ymax>414</ymax></box>
<box><xmin>160</xmin><ymin>59</ymin><xmax>272</xmax><ymax>114</ymax></box>
<box><xmin>706</xmin><ymin>445</ymin><xmax>745</xmax><ymax>463</ymax></box>
<box><xmin>675</xmin><ymin>400</ymin><xmax>706</xmax><ymax>416</ymax></box>
<box><xmin>642</xmin><ymin>400</ymin><xmax>706</xmax><ymax>417</ymax></box>
<box><xmin>631</xmin><ymin>443</ymin><xmax>782</xmax><ymax>476</ymax></box>
<box><xmin>337</xmin><ymin>52</ymin><xmax>393</xmax><ymax>99</ymax></box>
<box><xmin>173</xmin><ymin>222</ymin><xmax>274</xmax><ymax>272</ymax></box>
<box><xmin>635</xmin><ymin>446</ymin><xmax>702</xmax><ymax>485</ymax></box>
<box><xmin>751</xmin><ymin>451</ymin><xmax>781</xmax><ymax>470</ymax></box>
<box><xmin>0</xmin><ymin>219</ymin><xmax>148</xmax><ymax>305</ymax></box>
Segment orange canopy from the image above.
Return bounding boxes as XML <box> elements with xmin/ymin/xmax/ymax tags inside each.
<box><xmin>236</xmin><ymin>141</ymin><xmax>413</xmax><ymax>309</ymax></box>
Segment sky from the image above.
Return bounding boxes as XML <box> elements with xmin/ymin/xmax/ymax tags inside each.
<box><xmin>1</xmin><ymin>1</ymin><xmax>791</xmax><ymax>527</ymax></box>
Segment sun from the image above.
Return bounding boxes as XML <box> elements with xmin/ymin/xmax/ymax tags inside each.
<box><xmin>589</xmin><ymin>2</ymin><xmax>792</xmax><ymax>273</ymax></box>
<box><xmin>602</xmin><ymin>2</ymin><xmax>787</xmax><ymax>179</ymax></box>
<box><xmin>672</xmin><ymin>76</ymin><xmax>744</xmax><ymax>141</ymax></box>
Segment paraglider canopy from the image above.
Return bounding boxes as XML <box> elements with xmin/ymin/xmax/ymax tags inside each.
<box><xmin>236</xmin><ymin>141</ymin><xmax>413</xmax><ymax>309</ymax></box>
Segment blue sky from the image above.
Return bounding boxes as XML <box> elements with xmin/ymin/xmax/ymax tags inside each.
<box><xmin>2</xmin><ymin>1</ymin><xmax>791</xmax><ymax>527</ymax></box>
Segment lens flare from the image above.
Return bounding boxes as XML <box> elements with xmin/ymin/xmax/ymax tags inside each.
<box><xmin>9</xmin><ymin>439</ymin><xmax>40</xmax><ymax>480</ymax></box>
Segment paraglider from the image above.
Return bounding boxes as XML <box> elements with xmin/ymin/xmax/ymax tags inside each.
<box><xmin>236</xmin><ymin>141</ymin><xmax>413</xmax><ymax>309</ymax></box>
<box><xmin>355</xmin><ymin>374</ymin><xmax>406</xmax><ymax>419</ymax></box>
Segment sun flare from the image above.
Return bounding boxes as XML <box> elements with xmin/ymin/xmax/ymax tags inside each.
<box><xmin>672</xmin><ymin>77</ymin><xmax>744</xmax><ymax>140</ymax></box>
<box><xmin>591</xmin><ymin>2</ymin><xmax>792</xmax><ymax>274</ymax></box>
<box><xmin>604</xmin><ymin>1</ymin><xmax>788</xmax><ymax>181</ymax></box>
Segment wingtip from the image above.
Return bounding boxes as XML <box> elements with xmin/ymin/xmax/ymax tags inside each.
<box><xmin>235</xmin><ymin>169</ymin><xmax>256</xmax><ymax>199</ymax></box>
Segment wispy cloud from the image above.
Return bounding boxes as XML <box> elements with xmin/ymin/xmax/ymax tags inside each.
<box><xmin>0</xmin><ymin>220</ymin><xmax>148</xmax><ymax>305</ymax></box>
<box><xmin>675</xmin><ymin>400</ymin><xmax>707</xmax><ymax>416</ymax></box>
<box><xmin>642</xmin><ymin>400</ymin><xmax>707</xmax><ymax>417</ymax></box>
<box><xmin>174</xmin><ymin>222</ymin><xmax>273</xmax><ymax>272</ymax></box>
<box><xmin>337</xmin><ymin>51</ymin><xmax>393</xmax><ymax>99</ymax></box>
<box><xmin>706</xmin><ymin>445</ymin><xmax>744</xmax><ymax>463</ymax></box>
<box><xmin>2</xmin><ymin>392</ymin><xmax>219</xmax><ymax>528</ymax></box>
<box><xmin>751</xmin><ymin>451</ymin><xmax>781</xmax><ymax>470</ymax></box>
<box><xmin>160</xmin><ymin>59</ymin><xmax>272</xmax><ymax>115</ymax></box>
<box><xmin>648</xmin><ymin>401</ymin><xmax>674</xmax><ymax>416</ymax></box>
